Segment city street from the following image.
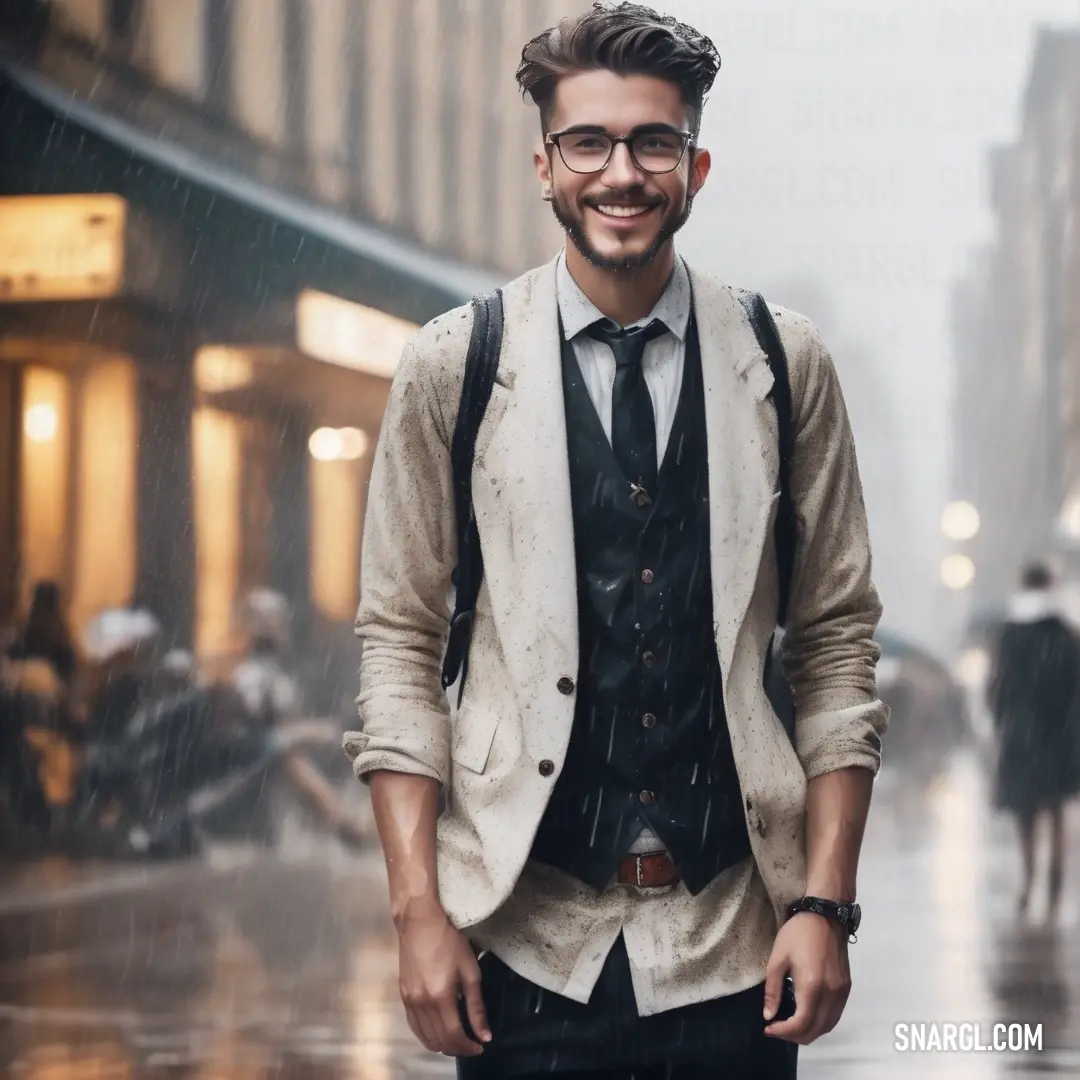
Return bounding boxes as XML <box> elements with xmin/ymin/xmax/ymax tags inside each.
<box><xmin>2</xmin><ymin>749</ymin><xmax>1080</xmax><ymax>1079</ymax></box>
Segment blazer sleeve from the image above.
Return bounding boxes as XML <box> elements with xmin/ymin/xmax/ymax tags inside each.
<box><xmin>342</xmin><ymin>328</ymin><xmax>460</xmax><ymax>788</ymax></box>
<box><xmin>777</xmin><ymin>314</ymin><xmax>890</xmax><ymax>779</ymax></box>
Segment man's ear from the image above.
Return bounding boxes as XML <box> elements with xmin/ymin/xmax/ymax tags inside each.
<box><xmin>689</xmin><ymin>146</ymin><xmax>711</xmax><ymax>198</ymax></box>
<box><xmin>535</xmin><ymin>141</ymin><xmax>554</xmax><ymax>200</ymax></box>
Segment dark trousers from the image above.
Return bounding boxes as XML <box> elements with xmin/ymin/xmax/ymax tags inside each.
<box><xmin>456</xmin><ymin>932</ymin><xmax>797</xmax><ymax>1079</ymax></box>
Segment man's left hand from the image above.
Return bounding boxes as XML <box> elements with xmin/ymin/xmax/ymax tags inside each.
<box><xmin>763</xmin><ymin>910</ymin><xmax>851</xmax><ymax>1044</ymax></box>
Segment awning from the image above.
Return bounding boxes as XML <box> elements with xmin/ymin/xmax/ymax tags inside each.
<box><xmin>0</xmin><ymin>51</ymin><xmax>500</xmax><ymax>331</ymax></box>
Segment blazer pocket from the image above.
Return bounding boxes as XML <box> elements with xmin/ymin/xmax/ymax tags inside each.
<box><xmin>451</xmin><ymin>704</ymin><xmax>499</xmax><ymax>774</ymax></box>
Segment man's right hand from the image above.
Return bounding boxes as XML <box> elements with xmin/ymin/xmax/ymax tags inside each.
<box><xmin>397</xmin><ymin>901</ymin><xmax>492</xmax><ymax>1057</ymax></box>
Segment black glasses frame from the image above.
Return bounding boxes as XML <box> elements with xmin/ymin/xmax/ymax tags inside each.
<box><xmin>545</xmin><ymin>126</ymin><xmax>695</xmax><ymax>175</ymax></box>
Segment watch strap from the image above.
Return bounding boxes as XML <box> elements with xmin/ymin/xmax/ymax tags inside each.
<box><xmin>787</xmin><ymin>896</ymin><xmax>860</xmax><ymax>942</ymax></box>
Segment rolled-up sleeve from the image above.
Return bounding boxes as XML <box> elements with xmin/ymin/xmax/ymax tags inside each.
<box><xmin>343</xmin><ymin>329</ymin><xmax>459</xmax><ymax>788</ymax></box>
<box><xmin>778</xmin><ymin>317</ymin><xmax>889</xmax><ymax>779</ymax></box>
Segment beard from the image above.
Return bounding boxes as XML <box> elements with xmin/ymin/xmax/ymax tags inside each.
<box><xmin>549</xmin><ymin>186</ymin><xmax>696</xmax><ymax>273</ymax></box>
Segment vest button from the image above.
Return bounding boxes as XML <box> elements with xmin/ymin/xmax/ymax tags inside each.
<box><xmin>640</xmin><ymin>568</ymin><xmax>654</xmax><ymax>584</ymax></box>
<box><xmin>642</xmin><ymin>712</ymin><xmax>657</xmax><ymax>729</ymax></box>
<box><xmin>557</xmin><ymin>676</ymin><xmax>575</xmax><ymax>695</ymax></box>
<box><xmin>639</xmin><ymin>789</ymin><xmax>657</xmax><ymax>806</ymax></box>
<box><xmin>642</xmin><ymin>650</ymin><xmax>656</xmax><ymax>667</ymax></box>
<box><xmin>538</xmin><ymin>759</ymin><xmax>555</xmax><ymax>777</ymax></box>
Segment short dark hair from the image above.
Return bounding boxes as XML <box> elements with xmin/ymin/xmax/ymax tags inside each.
<box><xmin>516</xmin><ymin>2</ymin><xmax>721</xmax><ymax>137</ymax></box>
<box><xmin>1021</xmin><ymin>561</ymin><xmax>1054</xmax><ymax>591</ymax></box>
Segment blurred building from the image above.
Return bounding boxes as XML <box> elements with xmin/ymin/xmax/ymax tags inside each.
<box><xmin>950</xmin><ymin>26</ymin><xmax>1080</xmax><ymax>628</ymax></box>
<box><xmin>0</xmin><ymin>0</ymin><xmax>582</xmax><ymax>681</ymax></box>
<box><xmin>764</xmin><ymin>276</ymin><xmax>916</xmax><ymax>644</ymax></box>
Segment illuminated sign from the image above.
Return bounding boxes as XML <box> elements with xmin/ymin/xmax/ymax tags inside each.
<box><xmin>0</xmin><ymin>194</ymin><xmax>127</xmax><ymax>302</ymax></box>
<box><xmin>194</xmin><ymin>346</ymin><xmax>255</xmax><ymax>393</ymax></box>
<box><xmin>296</xmin><ymin>288</ymin><xmax>417</xmax><ymax>379</ymax></box>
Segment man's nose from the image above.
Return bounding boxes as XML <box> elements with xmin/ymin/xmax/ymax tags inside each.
<box><xmin>603</xmin><ymin>140</ymin><xmax>646</xmax><ymax>186</ymax></box>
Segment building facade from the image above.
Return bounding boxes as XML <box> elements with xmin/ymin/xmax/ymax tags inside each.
<box><xmin>950</xmin><ymin>27</ymin><xmax>1080</xmax><ymax>627</ymax></box>
<box><xmin>0</xmin><ymin>0</ymin><xmax>583</xmax><ymax>701</ymax></box>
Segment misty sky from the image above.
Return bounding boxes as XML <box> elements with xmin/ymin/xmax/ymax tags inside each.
<box><xmin>652</xmin><ymin>0</ymin><xmax>1079</xmax><ymax>650</ymax></box>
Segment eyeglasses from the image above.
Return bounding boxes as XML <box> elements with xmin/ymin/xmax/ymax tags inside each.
<box><xmin>546</xmin><ymin>126</ymin><xmax>694</xmax><ymax>175</ymax></box>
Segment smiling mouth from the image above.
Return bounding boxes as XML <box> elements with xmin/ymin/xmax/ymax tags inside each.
<box><xmin>590</xmin><ymin>203</ymin><xmax>658</xmax><ymax>220</ymax></box>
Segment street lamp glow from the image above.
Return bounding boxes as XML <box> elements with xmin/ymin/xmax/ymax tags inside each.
<box><xmin>954</xmin><ymin>647</ymin><xmax>990</xmax><ymax>689</ymax></box>
<box><xmin>337</xmin><ymin>427</ymin><xmax>370</xmax><ymax>461</ymax></box>
<box><xmin>24</xmin><ymin>403</ymin><xmax>58</xmax><ymax>443</ymax></box>
<box><xmin>941</xmin><ymin>501</ymin><xmax>980</xmax><ymax>542</ymax></box>
<box><xmin>941</xmin><ymin>554</ymin><xmax>976</xmax><ymax>591</ymax></box>
<box><xmin>309</xmin><ymin>427</ymin><xmax>343</xmax><ymax>462</ymax></box>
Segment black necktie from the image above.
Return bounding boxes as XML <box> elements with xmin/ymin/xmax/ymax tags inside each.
<box><xmin>586</xmin><ymin>318</ymin><xmax>668</xmax><ymax>501</ymax></box>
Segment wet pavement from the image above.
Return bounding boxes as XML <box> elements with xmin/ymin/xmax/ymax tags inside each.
<box><xmin>2</xmin><ymin>749</ymin><xmax>1080</xmax><ymax>1079</ymax></box>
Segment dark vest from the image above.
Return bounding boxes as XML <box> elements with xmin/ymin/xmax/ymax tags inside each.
<box><xmin>529</xmin><ymin>313</ymin><xmax>752</xmax><ymax>896</ymax></box>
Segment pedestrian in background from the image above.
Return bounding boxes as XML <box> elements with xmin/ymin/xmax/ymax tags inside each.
<box><xmin>989</xmin><ymin>561</ymin><xmax>1080</xmax><ymax>919</ymax></box>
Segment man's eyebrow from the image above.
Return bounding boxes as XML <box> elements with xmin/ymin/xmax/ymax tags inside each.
<box><xmin>555</xmin><ymin>123</ymin><xmax>609</xmax><ymax>134</ymax></box>
<box><xmin>554</xmin><ymin>122</ymin><xmax>684</xmax><ymax>135</ymax></box>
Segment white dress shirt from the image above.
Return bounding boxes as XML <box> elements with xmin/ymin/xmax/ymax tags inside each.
<box><xmin>557</xmin><ymin>249</ymin><xmax>690</xmax><ymax>472</ymax></box>
<box><xmin>466</xmin><ymin>252</ymin><xmax>777</xmax><ymax>1015</ymax></box>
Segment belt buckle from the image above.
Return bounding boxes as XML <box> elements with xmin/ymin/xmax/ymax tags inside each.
<box><xmin>635</xmin><ymin>854</ymin><xmax>644</xmax><ymax>888</ymax></box>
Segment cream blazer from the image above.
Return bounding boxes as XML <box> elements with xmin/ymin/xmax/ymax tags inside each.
<box><xmin>345</xmin><ymin>255</ymin><xmax>888</xmax><ymax>932</ymax></box>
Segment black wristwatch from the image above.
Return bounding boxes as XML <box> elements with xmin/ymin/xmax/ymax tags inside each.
<box><xmin>786</xmin><ymin>896</ymin><xmax>861</xmax><ymax>942</ymax></box>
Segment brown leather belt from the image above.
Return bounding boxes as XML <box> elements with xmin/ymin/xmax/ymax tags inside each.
<box><xmin>616</xmin><ymin>851</ymin><xmax>680</xmax><ymax>888</ymax></box>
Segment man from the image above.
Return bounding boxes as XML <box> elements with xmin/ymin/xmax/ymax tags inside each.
<box><xmin>345</xmin><ymin>4</ymin><xmax>887</xmax><ymax>1077</ymax></box>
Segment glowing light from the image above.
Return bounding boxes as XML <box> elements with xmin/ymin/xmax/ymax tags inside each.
<box><xmin>941</xmin><ymin>554</ymin><xmax>976</xmax><ymax>591</ymax></box>
<box><xmin>309</xmin><ymin>427</ymin><xmax>370</xmax><ymax>462</ymax></box>
<box><xmin>309</xmin><ymin>427</ymin><xmax>343</xmax><ymax>461</ymax></box>
<box><xmin>195</xmin><ymin>346</ymin><xmax>254</xmax><ymax>393</ymax></box>
<box><xmin>338</xmin><ymin>427</ymin><xmax>371</xmax><ymax>460</ymax></box>
<box><xmin>954</xmin><ymin>647</ymin><xmax>990</xmax><ymax>689</ymax></box>
<box><xmin>296</xmin><ymin>288</ymin><xmax>417</xmax><ymax>378</ymax></box>
<box><xmin>941</xmin><ymin>501</ymin><xmax>980</xmax><ymax>542</ymax></box>
<box><xmin>24</xmin><ymin>403</ymin><xmax>58</xmax><ymax>443</ymax></box>
<box><xmin>0</xmin><ymin>193</ymin><xmax>126</xmax><ymax>302</ymax></box>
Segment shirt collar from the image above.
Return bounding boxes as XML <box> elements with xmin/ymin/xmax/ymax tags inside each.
<box><xmin>555</xmin><ymin>249</ymin><xmax>691</xmax><ymax>343</ymax></box>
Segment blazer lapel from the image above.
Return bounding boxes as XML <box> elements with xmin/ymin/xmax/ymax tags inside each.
<box><xmin>471</xmin><ymin>259</ymin><xmax>580</xmax><ymax>714</ymax></box>
<box><xmin>690</xmin><ymin>269</ymin><xmax>781</xmax><ymax>682</ymax></box>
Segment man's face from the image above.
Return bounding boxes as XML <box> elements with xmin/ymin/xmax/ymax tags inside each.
<box><xmin>535</xmin><ymin>70</ymin><xmax>711</xmax><ymax>272</ymax></box>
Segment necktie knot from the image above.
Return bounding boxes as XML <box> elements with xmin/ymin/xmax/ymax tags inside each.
<box><xmin>585</xmin><ymin>318</ymin><xmax>668</xmax><ymax>369</ymax></box>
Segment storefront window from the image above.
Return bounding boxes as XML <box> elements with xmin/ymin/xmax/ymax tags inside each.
<box><xmin>192</xmin><ymin>405</ymin><xmax>243</xmax><ymax>662</ymax></box>
<box><xmin>70</xmin><ymin>358</ymin><xmax>138</xmax><ymax>636</ymax></box>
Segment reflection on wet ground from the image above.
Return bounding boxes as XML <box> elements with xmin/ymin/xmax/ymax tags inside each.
<box><xmin>1</xmin><ymin>749</ymin><xmax>1080</xmax><ymax>1078</ymax></box>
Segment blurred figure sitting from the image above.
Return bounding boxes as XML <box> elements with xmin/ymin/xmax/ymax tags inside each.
<box><xmin>2</xmin><ymin>583</ymin><xmax>82</xmax><ymax>836</ymax></box>
<box><xmin>6</xmin><ymin>581</ymin><xmax>77</xmax><ymax>689</ymax></box>
<box><xmin>233</xmin><ymin>589</ymin><xmax>300</xmax><ymax>728</ymax></box>
<box><xmin>233</xmin><ymin>589</ymin><xmax>366</xmax><ymax>849</ymax></box>
<box><xmin>158</xmin><ymin>648</ymin><xmax>199</xmax><ymax>698</ymax></box>
<box><xmin>989</xmin><ymin>562</ymin><xmax>1080</xmax><ymax>919</ymax></box>
<box><xmin>82</xmin><ymin>607</ymin><xmax>162</xmax><ymax>743</ymax></box>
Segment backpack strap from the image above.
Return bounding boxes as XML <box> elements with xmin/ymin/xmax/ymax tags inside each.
<box><xmin>738</xmin><ymin>290</ymin><xmax>797</xmax><ymax>628</ymax></box>
<box><xmin>440</xmin><ymin>289</ymin><xmax>504</xmax><ymax>706</ymax></box>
